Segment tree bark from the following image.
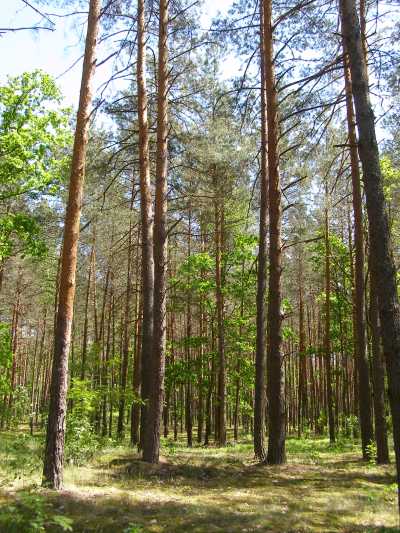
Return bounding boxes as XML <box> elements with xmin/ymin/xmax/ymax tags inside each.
<box><xmin>264</xmin><ymin>0</ymin><xmax>286</xmax><ymax>465</ymax></box>
<box><xmin>137</xmin><ymin>0</ymin><xmax>155</xmax><ymax>451</ymax></box>
<box><xmin>42</xmin><ymin>0</ymin><xmax>101</xmax><ymax>489</ymax></box>
<box><xmin>254</xmin><ymin>0</ymin><xmax>268</xmax><ymax>462</ymax></box>
<box><xmin>117</xmin><ymin>187</ymin><xmax>135</xmax><ymax>439</ymax></box>
<box><xmin>324</xmin><ymin>197</ymin><xmax>335</xmax><ymax>444</ymax></box>
<box><xmin>340</xmin><ymin>0</ymin><xmax>400</xmax><ymax>512</ymax></box>
<box><xmin>142</xmin><ymin>0</ymin><xmax>169</xmax><ymax>463</ymax></box>
<box><xmin>298</xmin><ymin>252</ymin><xmax>307</xmax><ymax>437</ymax></box>
<box><xmin>369</xmin><ymin>269</ymin><xmax>390</xmax><ymax>464</ymax></box>
<box><xmin>215</xmin><ymin>198</ymin><xmax>226</xmax><ymax>446</ymax></box>
<box><xmin>131</xmin><ymin>294</ymin><xmax>142</xmax><ymax>446</ymax></box>
<box><xmin>185</xmin><ymin>206</ymin><xmax>193</xmax><ymax>447</ymax></box>
<box><xmin>342</xmin><ymin>34</ymin><xmax>373</xmax><ymax>459</ymax></box>
<box><xmin>81</xmin><ymin>245</ymin><xmax>94</xmax><ymax>381</ymax></box>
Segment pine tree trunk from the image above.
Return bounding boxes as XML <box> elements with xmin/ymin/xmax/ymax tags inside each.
<box><xmin>324</xmin><ymin>200</ymin><xmax>335</xmax><ymax>444</ymax></box>
<box><xmin>342</xmin><ymin>34</ymin><xmax>373</xmax><ymax>459</ymax></box>
<box><xmin>142</xmin><ymin>0</ymin><xmax>169</xmax><ymax>464</ymax></box>
<box><xmin>204</xmin><ymin>323</ymin><xmax>215</xmax><ymax>446</ymax></box>
<box><xmin>81</xmin><ymin>245</ymin><xmax>94</xmax><ymax>380</ymax></box>
<box><xmin>298</xmin><ymin>253</ymin><xmax>307</xmax><ymax>437</ymax></box>
<box><xmin>197</xmin><ymin>294</ymin><xmax>205</xmax><ymax>443</ymax></box>
<box><xmin>264</xmin><ymin>0</ymin><xmax>286</xmax><ymax>465</ymax></box>
<box><xmin>42</xmin><ymin>0</ymin><xmax>101</xmax><ymax>489</ymax></box>
<box><xmin>8</xmin><ymin>274</ymin><xmax>21</xmax><ymax>418</ymax></box>
<box><xmin>117</xmin><ymin>189</ymin><xmax>135</xmax><ymax>439</ymax></box>
<box><xmin>137</xmin><ymin>0</ymin><xmax>155</xmax><ymax>450</ymax></box>
<box><xmin>131</xmin><ymin>295</ymin><xmax>142</xmax><ymax>446</ymax></box>
<box><xmin>102</xmin><ymin>273</ymin><xmax>113</xmax><ymax>437</ymax></box>
<box><xmin>185</xmin><ymin>206</ymin><xmax>193</xmax><ymax>447</ymax></box>
<box><xmin>369</xmin><ymin>271</ymin><xmax>390</xmax><ymax>464</ymax></box>
<box><xmin>215</xmin><ymin>199</ymin><xmax>226</xmax><ymax>446</ymax></box>
<box><xmin>340</xmin><ymin>0</ymin><xmax>400</xmax><ymax>512</ymax></box>
<box><xmin>254</xmin><ymin>0</ymin><xmax>268</xmax><ymax>461</ymax></box>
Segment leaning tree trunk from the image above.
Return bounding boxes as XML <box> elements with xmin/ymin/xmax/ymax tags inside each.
<box><xmin>342</xmin><ymin>32</ymin><xmax>373</xmax><ymax>459</ymax></box>
<box><xmin>254</xmin><ymin>0</ymin><xmax>268</xmax><ymax>462</ymax></box>
<box><xmin>42</xmin><ymin>0</ymin><xmax>101</xmax><ymax>489</ymax></box>
<box><xmin>137</xmin><ymin>0</ymin><xmax>155</xmax><ymax>451</ymax></box>
<box><xmin>264</xmin><ymin>0</ymin><xmax>286</xmax><ymax>465</ymax></box>
<box><xmin>340</xmin><ymin>0</ymin><xmax>400</xmax><ymax>513</ymax></box>
<box><xmin>142</xmin><ymin>0</ymin><xmax>169</xmax><ymax>464</ymax></box>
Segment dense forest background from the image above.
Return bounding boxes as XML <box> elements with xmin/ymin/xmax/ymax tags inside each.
<box><xmin>1</xmin><ymin>0</ymin><xmax>400</xmax><ymax>531</ymax></box>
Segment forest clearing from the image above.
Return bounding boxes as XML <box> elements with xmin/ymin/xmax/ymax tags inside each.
<box><xmin>1</xmin><ymin>431</ymin><xmax>398</xmax><ymax>532</ymax></box>
<box><xmin>1</xmin><ymin>0</ymin><xmax>400</xmax><ymax>531</ymax></box>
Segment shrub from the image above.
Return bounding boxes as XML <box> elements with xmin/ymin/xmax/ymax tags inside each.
<box><xmin>0</xmin><ymin>491</ymin><xmax>73</xmax><ymax>532</ymax></box>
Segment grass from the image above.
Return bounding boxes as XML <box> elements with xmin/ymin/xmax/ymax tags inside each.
<box><xmin>0</xmin><ymin>430</ymin><xmax>399</xmax><ymax>532</ymax></box>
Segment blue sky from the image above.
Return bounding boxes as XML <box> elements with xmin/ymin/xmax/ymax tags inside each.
<box><xmin>1</xmin><ymin>0</ymin><xmax>234</xmax><ymax>108</ymax></box>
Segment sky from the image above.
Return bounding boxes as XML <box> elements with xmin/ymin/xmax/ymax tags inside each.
<box><xmin>0</xmin><ymin>0</ymin><xmax>234</xmax><ymax>108</ymax></box>
<box><xmin>1</xmin><ymin>0</ymin><xmax>392</xmax><ymax>144</ymax></box>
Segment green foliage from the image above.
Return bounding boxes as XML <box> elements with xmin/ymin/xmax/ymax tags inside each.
<box><xmin>381</xmin><ymin>156</ymin><xmax>400</xmax><ymax>204</ymax></box>
<box><xmin>65</xmin><ymin>414</ymin><xmax>100</xmax><ymax>465</ymax></box>
<box><xmin>282</xmin><ymin>324</ymin><xmax>297</xmax><ymax>342</ymax></box>
<box><xmin>310</xmin><ymin>232</ymin><xmax>353</xmax><ymax>354</ymax></box>
<box><xmin>365</xmin><ymin>442</ymin><xmax>378</xmax><ymax>465</ymax></box>
<box><xmin>0</xmin><ymin>322</ymin><xmax>12</xmax><ymax>396</ymax></box>
<box><xmin>381</xmin><ymin>156</ymin><xmax>400</xmax><ymax>259</ymax></box>
<box><xmin>7</xmin><ymin>385</ymin><xmax>30</xmax><ymax>428</ymax></box>
<box><xmin>0</xmin><ymin>491</ymin><xmax>73</xmax><ymax>532</ymax></box>
<box><xmin>123</xmin><ymin>525</ymin><xmax>144</xmax><ymax>533</ymax></box>
<box><xmin>67</xmin><ymin>379</ymin><xmax>98</xmax><ymax>417</ymax></box>
<box><xmin>0</xmin><ymin>322</ymin><xmax>31</xmax><ymax>427</ymax></box>
<box><xmin>0</xmin><ymin>70</ymin><xmax>72</xmax><ymax>259</ymax></box>
<box><xmin>65</xmin><ymin>379</ymin><xmax>100</xmax><ymax>465</ymax></box>
<box><xmin>170</xmin><ymin>251</ymin><xmax>215</xmax><ymax>313</ymax></box>
<box><xmin>340</xmin><ymin>414</ymin><xmax>359</xmax><ymax>439</ymax></box>
<box><xmin>1</xmin><ymin>433</ymin><xmax>43</xmax><ymax>481</ymax></box>
<box><xmin>0</xmin><ymin>214</ymin><xmax>47</xmax><ymax>260</ymax></box>
<box><xmin>0</xmin><ymin>70</ymin><xmax>71</xmax><ymax>199</ymax></box>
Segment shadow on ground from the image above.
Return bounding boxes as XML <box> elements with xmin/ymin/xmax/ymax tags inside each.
<box><xmin>1</xmin><ymin>438</ymin><xmax>399</xmax><ymax>533</ymax></box>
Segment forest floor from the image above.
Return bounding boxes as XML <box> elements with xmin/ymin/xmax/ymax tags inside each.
<box><xmin>0</xmin><ymin>431</ymin><xmax>399</xmax><ymax>533</ymax></box>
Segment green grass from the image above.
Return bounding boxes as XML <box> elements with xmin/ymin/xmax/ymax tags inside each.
<box><xmin>0</xmin><ymin>430</ymin><xmax>399</xmax><ymax>532</ymax></box>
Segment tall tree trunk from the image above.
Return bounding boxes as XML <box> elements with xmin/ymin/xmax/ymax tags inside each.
<box><xmin>197</xmin><ymin>286</ymin><xmax>205</xmax><ymax>443</ymax></box>
<box><xmin>324</xmin><ymin>195</ymin><xmax>335</xmax><ymax>444</ymax></box>
<box><xmin>340</xmin><ymin>0</ymin><xmax>400</xmax><ymax>512</ymax></box>
<box><xmin>117</xmin><ymin>188</ymin><xmax>135</xmax><ymax>439</ymax></box>
<box><xmin>204</xmin><ymin>322</ymin><xmax>215</xmax><ymax>446</ymax></box>
<box><xmin>342</xmin><ymin>34</ymin><xmax>373</xmax><ymax>459</ymax></box>
<box><xmin>264</xmin><ymin>0</ymin><xmax>286</xmax><ymax>465</ymax></box>
<box><xmin>214</xmin><ymin>198</ymin><xmax>226</xmax><ymax>446</ymax></box>
<box><xmin>102</xmin><ymin>269</ymin><xmax>112</xmax><ymax>437</ymax></box>
<box><xmin>369</xmin><ymin>269</ymin><xmax>390</xmax><ymax>464</ymax></box>
<box><xmin>298</xmin><ymin>252</ymin><xmax>307</xmax><ymax>437</ymax></box>
<box><xmin>254</xmin><ymin>0</ymin><xmax>268</xmax><ymax>462</ymax></box>
<box><xmin>131</xmin><ymin>294</ymin><xmax>142</xmax><ymax>446</ymax></box>
<box><xmin>81</xmin><ymin>245</ymin><xmax>94</xmax><ymax>380</ymax></box>
<box><xmin>8</xmin><ymin>274</ymin><xmax>22</xmax><ymax>418</ymax></box>
<box><xmin>137</xmin><ymin>0</ymin><xmax>155</xmax><ymax>451</ymax></box>
<box><xmin>42</xmin><ymin>0</ymin><xmax>101</xmax><ymax>489</ymax></box>
<box><xmin>185</xmin><ymin>206</ymin><xmax>193</xmax><ymax>447</ymax></box>
<box><xmin>142</xmin><ymin>0</ymin><xmax>169</xmax><ymax>464</ymax></box>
